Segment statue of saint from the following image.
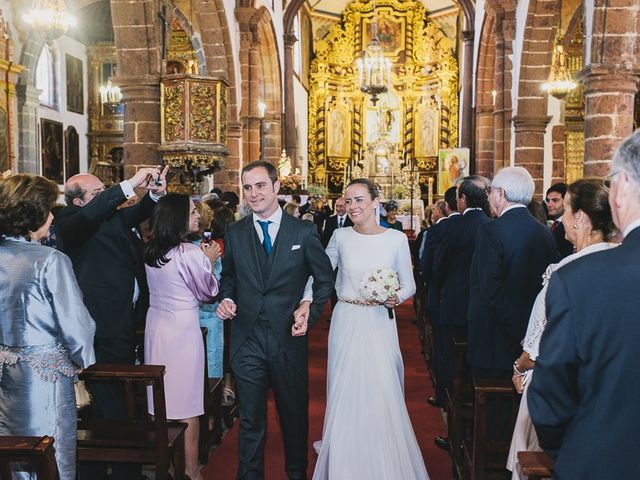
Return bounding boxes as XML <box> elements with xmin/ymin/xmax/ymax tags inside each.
<box><xmin>278</xmin><ymin>149</ymin><xmax>292</xmax><ymax>177</ymax></box>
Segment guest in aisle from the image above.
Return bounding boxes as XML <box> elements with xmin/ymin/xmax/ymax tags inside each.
<box><xmin>545</xmin><ymin>183</ymin><xmax>574</xmax><ymax>257</ymax></box>
<box><xmin>380</xmin><ymin>200</ymin><xmax>404</xmax><ymax>231</ymax></box>
<box><xmin>322</xmin><ymin>196</ymin><xmax>353</xmax><ymax>246</ymax></box>
<box><xmin>216</xmin><ymin>160</ymin><xmax>334</xmax><ymax>480</ymax></box>
<box><xmin>0</xmin><ymin>174</ymin><xmax>96</xmax><ymax>480</ymax></box>
<box><xmin>468</xmin><ymin>167</ymin><xmax>558</xmax><ymax>380</ymax></box>
<box><xmin>299</xmin><ymin>194</ymin><xmax>330</xmax><ymax>234</ymax></box>
<box><xmin>528</xmin><ymin>132</ymin><xmax>640</xmax><ymax>479</ymax></box>
<box><xmin>144</xmin><ymin>193</ymin><xmax>220</xmax><ymax>480</ymax></box>
<box><xmin>430</xmin><ymin>176</ymin><xmax>491</xmax><ymax>449</ymax></box>
<box><xmin>527</xmin><ymin>199</ymin><xmax>548</xmax><ymax>224</ymax></box>
<box><xmin>56</xmin><ymin>165</ymin><xmax>168</xmax><ymax>480</ymax></box>
<box><xmin>443</xmin><ymin>186</ymin><xmax>461</xmax><ymax>219</ymax></box>
<box><xmin>419</xmin><ymin>199</ymin><xmax>449</xmax><ymax>417</ymax></box>
<box><xmin>507</xmin><ymin>179</ymin><xmax>617</xmax><ymax>479</ymax></box>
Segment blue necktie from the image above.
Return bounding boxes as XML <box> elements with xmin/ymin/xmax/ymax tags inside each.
<box><xmin>258</xmin><ymin>220</ymin><xmax>273</xmax><ymax>256</ymax></box>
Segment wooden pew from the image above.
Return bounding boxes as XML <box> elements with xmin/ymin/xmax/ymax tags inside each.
<box><xmin>517</xmin><ymin>451</ymin><xmax>555</xmax><ymax>479</ymax></box>
<box><xmin>446</xmin><ymin>337</ymin><xmax>473</xmax><ymax>478</ymax></box>
<box><xmin>462</xmin><ymin>379</ymin><xmax>520</xmax><ymax>480</ymax></box>
<box><xmin>77</xmin><ymin>364</ymin><xmax>187</xmax><ymax>480</ymax></box>
<box><xmin>0</xmin><ymin>436</ymin><xmax>57</xmax><ymax>480</ymax></box>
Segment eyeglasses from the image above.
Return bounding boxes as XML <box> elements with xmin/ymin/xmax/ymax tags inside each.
<box><xmin>602</xmin><ymin>169</ymin><xmax>621</xmax><ymax>190</ymax></box>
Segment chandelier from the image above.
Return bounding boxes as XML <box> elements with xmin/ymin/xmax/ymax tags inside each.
<box><xmin>22</xmin><ymin>0</ymin><xmax>76</xmax><ymax>43</ymax></box>
<box><xmin>356</xmin><ymin>0</ymin><xmax>392</xmax><ymax>106</ymax></box>
<box><xmin>99</xmin><ymin>80</ymin><xmax>123</xmax><ymax>114</ymax></box>
<box><xmin>542</xmin><ymin>34</ymin><xmax>577</xmax><ymax>99</ymax></box>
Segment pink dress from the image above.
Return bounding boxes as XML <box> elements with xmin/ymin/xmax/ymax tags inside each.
<box><xmin>145</xmin><ymin>243</ymin><xmax>219</xmax><ymax>419</ymax></box>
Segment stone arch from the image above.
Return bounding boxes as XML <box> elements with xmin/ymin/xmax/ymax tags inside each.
<box><xmin>474</xmin><ymin>13</ymin><xmax>496</xmax><ymax>177</ymax></box>
<box><xmin>513</xmin><ymin>0</ymin><xmax>563</xmax><ymax>194</ymax></box>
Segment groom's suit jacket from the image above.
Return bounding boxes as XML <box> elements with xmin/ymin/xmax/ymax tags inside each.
<box><xmin>220</xmin><ymin>211</ymin><xmax>334</xmax><ymax>372</ymax></box>
<box><xmin>529</xmin><ymin>228</ymin><xmax>640</xmax><ymax>479</ymax></box>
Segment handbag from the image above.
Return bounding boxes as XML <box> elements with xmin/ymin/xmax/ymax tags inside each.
<box><xmin>74</xmin><ymin>380</ymin><xmax>92</xmax><ymax>410</ymax></box>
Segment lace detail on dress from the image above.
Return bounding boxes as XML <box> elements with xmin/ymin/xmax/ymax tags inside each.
<box><xmin>0</xmin><ymin>343</ymin><xmax>76</xmax><ymax>382</ymax></box>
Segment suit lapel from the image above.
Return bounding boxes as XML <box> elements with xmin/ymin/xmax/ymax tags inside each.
<box><xmin>265</xmin><ymin>213</ymin><xmax>294</xmax><ymax>288</ymax></box>
<box><xmin>239</xmin><ymin>216</ymin><xmax>266</xmax><ymax>291</ymax></box>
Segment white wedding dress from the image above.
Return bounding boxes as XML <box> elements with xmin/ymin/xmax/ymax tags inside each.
<box><xmin>312</xmin><ymin>227</ymin><xmax>429</xmax><ymax>480</ymax></box>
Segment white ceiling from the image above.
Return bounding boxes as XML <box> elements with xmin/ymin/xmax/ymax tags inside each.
<box><xmin>308</xmin><ymin>0</ymin><xmax>456</xmax><ymax>17</ymax></box>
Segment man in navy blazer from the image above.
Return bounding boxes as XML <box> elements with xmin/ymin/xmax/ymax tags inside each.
<box><xmin>433</xmin><ymin>176</ymin><xmax>491</xmax><ymax>395</ymax></box>
<box><xmin>468</xmin><ymin>167</ymin><xmax>558</xmax><ymax>379</ymax></box>
<box><xmin>529</xmin><ymin>132</ymin><xmax>640</xmax><ymax>478</ymax></box>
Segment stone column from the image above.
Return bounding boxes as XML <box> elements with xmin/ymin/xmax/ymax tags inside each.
<box><xmin>16</xmin><ymin>84</ymin><xmax>40</xmax><ymax>174</ymax></box>
<box><xmin>459</xmin><ymin>30</ymin><xmax>475</xmax><ymax>151</ymax></box>
<box><xmin>117</xmin><ymin>76</ymin><xmax>162</xmax><ymax>177</ymax></box>
<box><xmin>513</xmin><ymin>115</ymin><xmax>551</xmax><ymax>196</ymax></box>
<box><xmin>580</xmin><ymin>66</ymin><xmax>639</xmax><ymax>177</ymax></box>
<box><xmin>283</xmin><ymin>33</ymin><xmax>298</xmax><ymax>165</ymax></box>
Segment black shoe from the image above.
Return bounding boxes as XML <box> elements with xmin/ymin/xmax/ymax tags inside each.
<box><xmin>427</xmin><ymin>396</ymin><xmax>444</xmax><ymax>408</ymax></box>
<box><xmin>434</xmin><ymin>436</ymin><xmax>450</xmax><ymax>451</ymax></box>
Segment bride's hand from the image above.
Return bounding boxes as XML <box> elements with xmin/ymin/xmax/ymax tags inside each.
<box><xmin>383</xmin><ymin>295</ymin><xmax>399</xmax><ymax>308</ymax></box>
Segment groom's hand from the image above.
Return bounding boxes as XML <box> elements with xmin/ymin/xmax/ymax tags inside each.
<box><xmin>217</xmin><ymin>299</ymin><xmax>237</xmax><ymax>319</ymax></box>
<box><xmin>291</xmin><ymin>300</ymin><xmax>311</xmax><ymax>336</ymax></box>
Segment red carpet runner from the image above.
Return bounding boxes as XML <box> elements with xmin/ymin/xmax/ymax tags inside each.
<box><xmin>202</xmin><ymin>300</ymin><xmax>453</xmax><ymax>479</ymax></box>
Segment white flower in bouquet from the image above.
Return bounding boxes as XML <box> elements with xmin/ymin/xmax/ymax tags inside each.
<box><xmin>359</xmin><ymin>268</ymin><xmax>400</xmax><ymax>303</ymax></box>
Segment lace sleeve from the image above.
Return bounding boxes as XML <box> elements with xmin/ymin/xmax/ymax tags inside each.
<box><xmin>522</xmin><ymin>262</ymin><xmax>557</xmax><ymax>360</ymax></box>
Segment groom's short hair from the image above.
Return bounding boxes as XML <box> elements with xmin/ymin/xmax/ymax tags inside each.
<box><xmin>242</xmin><ymin>160</ymin><xmax>278</xmax><ymax>185</ymax></box>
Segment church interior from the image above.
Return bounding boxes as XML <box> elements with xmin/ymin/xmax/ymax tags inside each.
<box><xmin>1</xmin><ymin>0</ymin><xmax>640</xmax><ymax>479</ymax></box>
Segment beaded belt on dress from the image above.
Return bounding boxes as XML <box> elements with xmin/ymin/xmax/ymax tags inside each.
<box><xmin>338</xmin><ymin>297</ymin><xmax>380</xmax><ymax>306</ymax></box>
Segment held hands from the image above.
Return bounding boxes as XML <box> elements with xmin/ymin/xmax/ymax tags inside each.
<box><xmin>291</xmin><ymin>300</ymin><xmax>311</xmax><ymax>337</ymax></box>
<box><xmin>201</xmin><ymin>241</ymin><xmax>220</xmax><ymax>263</ymax></box>
<box><xmin>128</xmin><ymin>165</ymin><xmax>170</xmax><ymax>195</ymax></box>
<box><xmin>216</xmin><ymin>299</ymin><xmax>237</xmax><ymax>320</ymax></box>
<box><xmin>383</xmin><ymin>294</ymin><xmax>400</xmax><ymax>309</ymax></box>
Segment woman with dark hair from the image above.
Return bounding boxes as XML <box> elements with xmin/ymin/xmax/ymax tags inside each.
<box><xmin>0</xmin><ymin>174</ymin><xmax>95</xmax><ymax>479</ymax></box>
<box><xmin>144</xmin><ymin>193</ymin><xmax>220</xmax><ymax>480</ymax></box>
<box><xmin>312</xmin><ymin>178</ymin><xmax>429</xmax><ymax>479</ymax></box>
<box><xmin>507</xmin><ymin>179</ymin><xmax>618</xmax><ymax>479</ymax></box>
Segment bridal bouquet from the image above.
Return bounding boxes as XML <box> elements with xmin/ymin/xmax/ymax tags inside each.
<box><xmin>359</xmin><ymin>269</ymin><xmax>400</xmax><ymax>319</ymax></box>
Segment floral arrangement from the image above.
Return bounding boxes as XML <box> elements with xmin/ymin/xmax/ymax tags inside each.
<box><xmin>359</xmin><ymin>268</ymin><xmax>400</xmax><ymax>319</ymax></box>
<box><xmin>279</xmin><ymin>173</ymin><xmax>303</xmax><ymax>193</ymax></box>
<box><xmin>306</xmin><ymin>183</ymin><xmax>327</xmax><ymax>197</ymax></box>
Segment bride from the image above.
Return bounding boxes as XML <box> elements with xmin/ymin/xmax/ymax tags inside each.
<box><xmin>312</xmin><ymin>178</ymin><xmax>429</xmax><ymax>479</ymax></box>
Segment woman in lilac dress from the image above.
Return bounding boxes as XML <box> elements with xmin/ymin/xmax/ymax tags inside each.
<box><xmin>144</xmin><ymin>193</ymin><xmax>220</xmax><ymax>480</ymax></box>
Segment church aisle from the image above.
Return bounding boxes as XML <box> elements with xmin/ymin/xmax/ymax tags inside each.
<box><xmin>202</xmin><ymin>301</ymin><xmax>453</xmax><ymax>479</ymax></box>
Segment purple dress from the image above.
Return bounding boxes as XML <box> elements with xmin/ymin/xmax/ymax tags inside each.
<box><xmin>145</xmin><ymin>243</ymin><xmax>219</xmax><ymax>419</ymax></box>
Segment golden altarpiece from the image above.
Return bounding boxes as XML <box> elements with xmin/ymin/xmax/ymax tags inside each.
<box><xmin>0</xmin><ymin>9</ymin><xmax>24</xmax><ymax>174</ymax></box>
<box><xmin>308</xmin><ymin>0</ymin><xmax>459</xmax><ymax>199</ymax></box>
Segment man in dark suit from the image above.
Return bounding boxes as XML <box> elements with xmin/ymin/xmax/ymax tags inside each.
<box><xmin>420</xmin><ymin>198</ymin><xmax>451</xmax><ymax>413</ymax></box>
<box><xmin>217</xmin><ymin>160</ymin><xmax>334</xmax><ymax>480</ymax></box>
<box><xmin>56</xmin><ymin>165</ymin><xmax>168</xmax><ymax>480</ymax></box>
<box><xmin>529</xmin><ymin>132</ymin><xmax>640</xmax><ymax>478</ymax></box>
<box><xmin>432</xmin><ymin>176</ymin><xmax>491</xmax><ymax>435</ymax></box>
<box><xmin>468</xmin><ymin>167</ymin><xmax>558</xmax><ymax>379</ymax></box>
<box><xmin>545</xmin><ymin>182</ymin><xmax>574</xmax><ymax>258</ymax></box>
<box><xmin>322</xmin><ymin>196</ymin><xmax>353</xmax><ymax>246</ymax></box>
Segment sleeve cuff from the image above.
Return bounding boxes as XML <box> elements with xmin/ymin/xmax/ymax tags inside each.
<box><xmin>149</xmin><ymin>191</ymin><xmax>162</xmax><ymax>203</ymax></box>
<box><xmin>223</xmin><ymin>298</ymin><xmax>235</xmax><ymax>304</ymax></box>
<box><xmin>119</xmin><ymin>180</ymin><xmax>136</xmax><ymax>199</ymax></box>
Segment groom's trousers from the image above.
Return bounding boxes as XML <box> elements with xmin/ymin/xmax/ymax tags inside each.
<box><xmin>232</xmin><ymin>321</ymin><xmax>309</xmax><ymax>480</ymax></box>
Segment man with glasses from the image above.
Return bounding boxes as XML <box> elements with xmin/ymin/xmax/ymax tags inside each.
<box><xmin>545</xmin><ymin>182</ymin><xmax>574</xmax><ymax>258</ymax></box>
<box><xmin>529</xmin><ymin>130</ymin><xmax>640</xmax><ymax>479</ymax></box>
<box><xmin>57</xmin><ymin>166</ymin><xmax>168</xmax><ymax>480</ymax></box>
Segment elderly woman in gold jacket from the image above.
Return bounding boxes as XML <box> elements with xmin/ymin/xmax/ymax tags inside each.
<box><xmin>0</xmin><ymin>174</ymin><xmax>96</xmax><ymax>479</ymax></box>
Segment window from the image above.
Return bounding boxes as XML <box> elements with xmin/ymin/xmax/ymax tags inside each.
<box><xmin>36</xmin><ymin>47</ymin><xmax>56</xmax><ymax>108</ymax></box>
<box><xmin>293</xmin><ymin>14</ymin><xmax>302</xmax><ymax>76</ymax></box>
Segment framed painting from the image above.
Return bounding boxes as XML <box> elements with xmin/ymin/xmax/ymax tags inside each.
<box><xmin>362</xmin><ymin>14</ymin><xmax>405</xmax><ymax>56</ymax></box>
<box><xmin>65</xmin><ymin>126</ymin><xmax>80</xmax><ymax>179</ymax></box>
<box><xmin>66</xmin><ymin>54</ymin><xmax>84</xmax><ymax>114</ymax></box>
<box><xmin>41</xmin><ymin>119</ymin><xmax>64</xmax><ymax>184</ymax></box>
<box><xmin>438</xmin><ymin>148</ymin><xmax>470</xmax><ymax>194</ymax></box>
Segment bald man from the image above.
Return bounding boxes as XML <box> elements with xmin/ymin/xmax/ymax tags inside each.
<box><xmin>56</xmin><ymin>166</ymin><xmax>167</xmax><ymax>480</ymax></box>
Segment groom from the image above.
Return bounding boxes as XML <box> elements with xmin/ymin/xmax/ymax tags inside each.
<box><xmin>217</xmin><ymin>160</ymin><xmax>334</xmax><ymax>479</ymax></box>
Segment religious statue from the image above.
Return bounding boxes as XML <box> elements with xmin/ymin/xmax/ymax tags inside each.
<box><xmin>415</xmin><ymin>96</ymin><xmax>438</xmax><ymax>157</ymax></box>
<box><xmin>278</xmin><ymin>149</ymin><xmax>292</xmax><ymax>177</ymax></box>
<box><xmin>328</xmin><ymin>107</ymin><xmax>350</xmax><ymax>157</ymax></box>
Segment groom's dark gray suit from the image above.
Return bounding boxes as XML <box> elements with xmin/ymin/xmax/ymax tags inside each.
<box><xmin>220</xmin><ymin>210</ymin><xmax>334</xmax><ymax>480</ymax></box>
